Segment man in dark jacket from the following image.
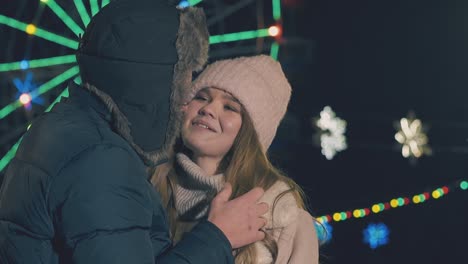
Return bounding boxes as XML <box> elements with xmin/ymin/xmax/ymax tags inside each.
<box><xmin>0</xmin><ymin>0</ymin><xmax>268</xmax><ymax>263</ymax></box>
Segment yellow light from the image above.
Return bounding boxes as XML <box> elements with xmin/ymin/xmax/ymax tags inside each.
<box><xmin>353</xmin><ymin>209</ymin><xmax>361</xmax><ymax>218</ymax></box>
<box><xmin>412</xmin><ymin>195</ymin><xmax>421</xmax><ymax>204</ymax></box>
<box><xmin>40</xmin><ymin>0</ymin><xmax>49</xmax><ymax>3</ymax></box>
<box><xmin>268</xmin><ymin>25</ymin><xmax>281</xmax><ymax>37</ymax></box>
<box><xmin>371</xmin><ymin>204</ymin><xmax>380</xmax><ymax>213</ymax></box>
<box><xmin>332</xmin><ymin>213</ymin><xmax>341</xmax><ymax>221</ymax></box>
<box><xmin>390</xmin><ymin>199</ymin><xmax>399</xmax><ymax>208</ymax></box>
<box><xmin>26</xmin><ymin>24</ymin><xmax>37</xmax><ymax>35</ymax></box>
<box><xmin>432</xmin><ymin>190</ymin><xmax>441</xmax><ymax>199</ymax></box>
<box><xmin>19</xmin><ymin>93</ymin><xmax>32</xmax><ymax>105</ymax></box>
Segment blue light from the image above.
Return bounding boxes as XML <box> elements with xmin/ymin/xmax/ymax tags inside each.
<box><xmin>13</xmin><ymin>72</ymin><xmax>43</xmax><ymax>109</ymax></box>
<box><xmin>363</xmin><ymin>223</ymin><xmax>390</xmax><ymax>249</ymax></box>
<box><xmin>178</xmin><ymin>1</ymin><xmax>190</xmax><ymax>8</ymax></box>
<box><xmin>314</xmin><ymin>221</ymin><xmax>333</xmax><ymax>244</ymax></box>
<box><xmin>20</xmin><ymin>60</ymin><xmax>29</xmax><ymax>70</ymax></box>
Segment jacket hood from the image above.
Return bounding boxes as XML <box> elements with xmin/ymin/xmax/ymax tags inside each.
<box><xmin>76</xmin><ymin>1</ymin><xmax>209</xmax><ymax>166</ymax></box>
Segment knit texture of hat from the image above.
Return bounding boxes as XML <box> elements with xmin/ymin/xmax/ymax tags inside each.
<box><xmin>191</xmin><ymin>55</ymin><xmax>292</xmax><ymax>152</ymax></box>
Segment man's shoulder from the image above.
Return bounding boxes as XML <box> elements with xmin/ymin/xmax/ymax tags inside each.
<box><xmin>16</xmin><ymin>103</ymin><xmax>135</xmax><ymax>177</ymax></box>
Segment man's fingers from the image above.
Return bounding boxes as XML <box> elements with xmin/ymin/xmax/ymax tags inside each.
<box><xmin>253</xmin><ymin>217</ymin><xmax>267</xmax><ymax>230</ymax></box>
<box><xmin>255</xmin><ymin>230</ymin><xmax>266</xmax><ymax>242</ymax></box>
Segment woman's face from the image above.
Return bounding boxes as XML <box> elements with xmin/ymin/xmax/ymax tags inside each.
<box><xmin>181</xmin><ymin>87</ymin><xmax>243</xmax><ymax>160</ymax></box>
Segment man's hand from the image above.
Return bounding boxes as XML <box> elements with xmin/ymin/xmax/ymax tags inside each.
<box><xmin>208</xmin><ymin>183</ymin><xmax>268</xmax><ymax>249</ymax></box>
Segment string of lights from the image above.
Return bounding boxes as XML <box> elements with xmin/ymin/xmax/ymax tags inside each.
<box><xmin>316</xmin><ymin>179</ymin><xmax>468</xmax><ymax>224</ymax></box>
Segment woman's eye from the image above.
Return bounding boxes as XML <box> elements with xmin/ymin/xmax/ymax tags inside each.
<box><xmin>194</xmin><ymin>95</ymin><xmax>207</xmax><ymax>101</ymax></box>
<box><xmin>224</xmin><ymin>105</ymin><xmax>239</xmax><ymax>112</ymax></box>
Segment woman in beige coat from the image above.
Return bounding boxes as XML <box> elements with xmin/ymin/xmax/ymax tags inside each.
<box><xmin>152</xmin><ymin>55</ymin><xmax>319</xmax><ymax>263</ymax></box>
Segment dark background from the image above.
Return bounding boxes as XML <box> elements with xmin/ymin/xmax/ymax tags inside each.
<box><xmin>1</xmin><ymin>0</ymin><xmax>467</xmax><ymax>263</ymax></box>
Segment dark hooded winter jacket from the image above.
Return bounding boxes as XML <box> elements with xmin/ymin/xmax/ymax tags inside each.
<box><xmin>0</xmin><ymin>81</ymin><xmax>234</xmax><ymax>263</ymax></box>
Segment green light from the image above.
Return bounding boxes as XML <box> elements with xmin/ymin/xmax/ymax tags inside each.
<box><xmin>461</xmin><ymin>181</ymin><xmax>468</xmax><ymax>190</ymax></box>
<box><xmin>210</xmin><ymin>29</ymin><xmax>270</xmax><ymax>44</ymax></box>
<box><xmin>188</xmin><ymin>0</ymin><xmax>203</xmax><ymax>5</ymax></box>
<box><xmin>45</xmin><ymin>88</ymin><xmax>69</xmax><ymax>112</ymax></box>
<box><xmin>0</xmin><ymin>14</ymin><xmax>27</xmax><ymax>31</ymax></box>
<box><xmin>90</xmin><ymin>0</ymin><xmax>99</xmax><ymax>16</ymax></box>
<box><xmin>34</xmin><ymin>27</ymin><xmax>79</xmax><ymax>50</ymax></box>
<box><xmin>270</xmin><ymin>42</ymin><xmax>279</xmax><ymax>60</ymax></box>
<box><xmin>0</xmin><ymin>15</ymin><xmax>79</xmax><ymax>49</ymax></box>
<box><xmin>419</xmin><ymin>194</ymin><xmax>426</xmax><ymax>202</ymax></box>
<box><xmin>378</xmin><ymin>203</ymin><xmax>385</xmax><ymax>211</ymax></box>
<box><xmin>74</xmin><ymin>0</ymin><xmax>91</xmax><ymax>27</ymax></box>
<box><xmin>37</xmin><ymin>66</ymin><xmax>80</xmax><ymax>95</ymax></box>
<box><xmin>272</xmin><ymin>0</ymin><xmax>282</xmax><ymax>21</ymax></box>
<box><xmin>101</xmin><ymin>0</ymin><xmax>110</xmax><ymax>8</ymax></box>
<box><xmin>0</xmin><ymin>140</ymin><xmax>22</xmax><ymax>173</ymax></box>
<box><xmin>438</xmin><ymin>188</ymin><xmax>444</xmax><ymax>196</ymax></box>
<box><xmin>397</xmin><ymin>198</ymin><xmax>405</xmax><ymax>206</ymax></box>
<box><xmin>45</xmin><ymin>0</ymin><xmax>84</xmax><ymax>36</ymax></box>
<box><xmin>340</xmin><ymin>212</ymin><xmax>347</xmax><ymax>220</ymax></box>
<box><xmin>74</xmin><ymin>75</ymin><xmax>82</xmax><ymax>85</ymax></box>
<box><xmin>0</xmin><ymin>101</ymin><xmax>22</xmax><ymax>120</ymax></box>
<box><xmin>0</xmin><ymin>55</ymin><xmax>76</xmax><ymax>72</ymax></box>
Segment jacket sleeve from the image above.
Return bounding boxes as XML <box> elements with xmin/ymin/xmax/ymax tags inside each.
<box><xmin>157</xmin><ymin>220</ymin><xmax>234</xmax><ymax>263</ymax></box>
<box><xmin>49</xmin><ymin>144</ymin><xmax>233</xmax><ymax>264</ymax></box>
<box><xmin>287</xmin><ymin>209</ymin><xmax>319</xmax><ymax>264</ymax></box>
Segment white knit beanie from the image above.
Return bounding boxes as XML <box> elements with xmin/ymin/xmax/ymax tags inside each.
<box><xmin>190</xmin><ymin>55</ymin><xmax>292</xmax><ymax>152</ymax></box>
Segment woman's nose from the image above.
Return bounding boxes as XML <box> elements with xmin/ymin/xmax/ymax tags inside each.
<box><xmin>199</xmin><ymin>102</ymin><xmax>217</xmax><ymax>118</ymax></box>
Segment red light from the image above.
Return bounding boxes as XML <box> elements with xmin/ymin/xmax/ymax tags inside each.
<box><xmin>384</xmin><ymin>203</ymin><xmax>390</xmax><ymax>210</ymax></box>
<box><xmin>423</xmin><ymin>192</ymin><xmax>430</xmax><ymax>200</ymax></box>
<box><xmin>442</xmin><ymin>186</ymin><xmax>449</xmax><ymax>194</ymax></box>
<box><xmin>346</xmin><ymin>211</ymin><xmax>352</xmax><ymax>218</ymax></box>
<box><xmin>364</xmin><ymin>208</ymin><xmax>370</xmax><ymax>215</ymax></box>
<box><xmin>404</xmin><ymin>198</ymin><xmax>410</xmax><ymax>205</ymax></box>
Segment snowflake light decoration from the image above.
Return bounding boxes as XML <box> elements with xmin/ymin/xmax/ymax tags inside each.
<box><xmin>394</xmin><ymin>113</ymin><xmax>431</xmax><ymax>159</ymax></box>
<box><xmin>314</xmin><ymin>221</ymin><xmax>333</xmax><ymax>244</ymax></box>
<box><xmin>313</xmin><ymin>106</ymin><xmax>347</xmax><ymax>160</ymax></box>
<box><xmin>13</xmin><ymin>71</ymin><xmax>43</xmax><ymax>110</ymax></box>
<box><xmin>363</xmin><ymin>223</ymin><xmax>390</xmax><ymax>249</ymax></box>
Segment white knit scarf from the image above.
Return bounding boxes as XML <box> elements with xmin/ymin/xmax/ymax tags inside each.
<box><xmin>173</xmin><ymin>153</ymin><xmax>225</xmax><ymax>220</ymax></box>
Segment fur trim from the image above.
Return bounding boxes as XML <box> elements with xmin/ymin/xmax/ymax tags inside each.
<box><xmin>165</xmin><ymin>7</ymin><xmax>210</xmax><ymax>158</ymax></box>
<box><xmin>260</xmin><ymin>181</ymin><xmax>299</xmax><ymax>229</ymax></box>
<box><xmin>83</xmin><ymin>83</ymin><xmax>168</xmax><ymax>167</ymax></box>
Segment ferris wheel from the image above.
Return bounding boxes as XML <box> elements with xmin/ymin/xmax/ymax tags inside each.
<box><xmin>0</xmin><ymin>0</ymin><xmax>284</xmax><ymax>172</ymax></box>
